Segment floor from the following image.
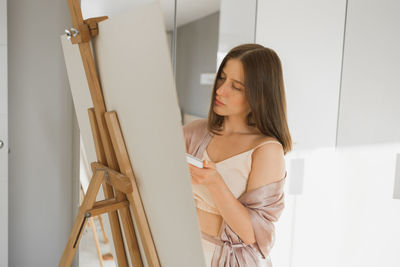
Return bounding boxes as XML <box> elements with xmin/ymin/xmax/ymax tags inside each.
<box><xmin>79</xmin><ymin>216</ymin><xmax>116</xmax><ymax>267</ymax></box>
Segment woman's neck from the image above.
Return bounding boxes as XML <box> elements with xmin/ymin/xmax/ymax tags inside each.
<box><xmin>222</xmin><ymin>115</ymin><xmax>259</xmax><ymax>135</ymax></box>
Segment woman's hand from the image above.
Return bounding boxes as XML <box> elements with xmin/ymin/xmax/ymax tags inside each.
<box><xmin>188</xmin><ymin>160</ymin><xmax>222</xmax><ymax>187</ymax></box>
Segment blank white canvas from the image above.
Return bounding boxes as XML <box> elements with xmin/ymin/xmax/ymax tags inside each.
<box><xmin>61</xmin><ymin>1</ymin><xmax>206</xmax><ymax>266</ymax></box>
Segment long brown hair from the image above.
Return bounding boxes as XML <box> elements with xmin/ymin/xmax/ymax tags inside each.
<box><xmin>207</xmin><ymin>43</ymin><xmax>292</xmax><ymax>155</ymax></box>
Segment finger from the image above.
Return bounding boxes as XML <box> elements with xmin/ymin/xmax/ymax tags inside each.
<box><xmin>189</xmin><ymin>164</ymin><xmax>200</xmax><ymax>171</ymax></box>
<box><xmin>203</xmin><ymin>159</ymin><xmax>215</xmax><ymax>169</ymax></box>
<box><xmin>188</xmin><ymin>164</ymin><xmax>197</xmax><ymax>173</ymax></box>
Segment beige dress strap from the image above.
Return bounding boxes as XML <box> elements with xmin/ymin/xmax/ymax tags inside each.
<box><xmin>252</xmin><ymin>140</ymin><xmax>282</xmax><ymax>150</ymax></box>
<box><xmin>252</xmin><ymin>140</ymin><xmax>286</xmax><ymax>177</ymax></box>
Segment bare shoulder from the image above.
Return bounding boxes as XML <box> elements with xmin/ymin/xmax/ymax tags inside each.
<box><xmin>247</xmin><ymin>136</ymin><xmax>285</xmax><ymax>192</ymax></box>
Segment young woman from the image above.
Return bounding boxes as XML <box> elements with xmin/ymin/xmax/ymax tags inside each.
<box><xmin>183</xmin><ymin>43</ymin><xmax>292</xmax><ymax>266</ymax></box>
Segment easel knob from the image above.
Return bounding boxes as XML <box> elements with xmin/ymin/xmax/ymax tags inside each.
<box><xmin>64</xmin><ymin>27</ymin><xmax>79</xmax><ymax>40</ymax></box>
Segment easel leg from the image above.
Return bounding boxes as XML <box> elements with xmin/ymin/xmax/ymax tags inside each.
<box><xmin>89</xmin><ymin>108</ymin><xmax>130</xmax><ymax>266</ymax></box>
<box><xmin>59</xmin><ymin>171</ymin><xmax>106</xmax><ymax>267</ymax></box>
<box><xmin>101</xmin><ymin>183</ymin><xmax>129</xmax><ymax>266</ymax></box>
<box><xmin>105</xmin><ymin>111</ymin><xmax>160</xmax><ymax>267</ymax></box>
<box><xmin>119</xmin><ymin>204</ymin><xmax>143</xmax><ymax>266</ymax></box>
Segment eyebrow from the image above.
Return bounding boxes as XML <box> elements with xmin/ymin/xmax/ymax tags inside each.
<box><xmin>221</xmin><ymin>70</ymin><xmax>245</xmax><ymax>86</ymax></box>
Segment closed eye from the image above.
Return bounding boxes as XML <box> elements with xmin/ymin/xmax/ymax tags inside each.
<box><xmin>218</xmin><ymin>75</ymin><xmax>242</xmax><ymax>91</ymax></box>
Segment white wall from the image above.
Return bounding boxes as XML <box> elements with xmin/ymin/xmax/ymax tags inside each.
<box><xmin>8</xmin><ymin>0</ymin><xmax>76</xmax><ymax>266</ymax></box>
<box><xmin>0</xmin><ymin>0</ymin><xmax>8</xmax><ymax>266</ymax></box>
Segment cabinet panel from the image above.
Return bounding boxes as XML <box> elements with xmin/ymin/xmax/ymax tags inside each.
<box><xmin>256</xmin><ymin>0</ymin><xmax>347</xmax><ymax>150</ymax></box>
<box><xmin>256</xmin><ymin>1</ymin><xmax>400</xmax><ymax>267</ymax></box>
<box><xmin>337</xmin><ymin>0</ymin><xmax>400</xmax><ymax>146</ymax></box>
<box><xmin>292</xmin><ymin>145</ymin><xmax>400</xmax><ymax>267</ymax></box>
<box><xmin>217</xmin><ymin>0</ymin><xmax>257</xmax><ymax>67</ymax></box>
<box><xmin>290</xmin><ymin>150</ymin><xmax>352</xmax><ymax>267</ymax></box>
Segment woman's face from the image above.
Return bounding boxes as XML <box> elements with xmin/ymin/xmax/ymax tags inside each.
<box><xmin>213</xmin><ymin>58</ymin><xmax>250</xmax><ymax>117</ymax></box>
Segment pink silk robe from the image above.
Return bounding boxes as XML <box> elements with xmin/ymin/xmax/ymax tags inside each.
<box><xmin>183</xmin><ymin>119</ymin><xmax>286</xmax><ymax>267</ymax></box>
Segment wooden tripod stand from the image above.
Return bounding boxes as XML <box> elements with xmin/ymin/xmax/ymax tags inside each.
<box><xmin>59</xmin><ymin>0</ymin><xmax>160</xmax><ymax>266</ymax></box>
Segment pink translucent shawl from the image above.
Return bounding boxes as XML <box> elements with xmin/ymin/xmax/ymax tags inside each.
<box><xmin>183</xmin><ymin>119</ymin><xmax>286</xmax><ymax>266</ymax></box>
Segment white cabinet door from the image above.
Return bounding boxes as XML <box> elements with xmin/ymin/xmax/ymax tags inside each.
<box><xmin>256</xmin><ymin>1</ymin><xmax>400</xmax><ymax>267</ymax></box>
<box><xmin>336</xmin><ymin>0</ymin><xmax>400</xmax><ymax>146</ymax></box>
<box><xmin>255</xmin><ymin>0</ymin><xmax>347</xmax><ymax>151</ymax></box>
<box><xmin>217</xmin><ymin>0</ymin><xmax>257</xmax><ymax>68</ymax></box>
<box><xmin>289</xmin><ymin>146</ymin><xmax>400</xmax><ymax>267</ymax></box>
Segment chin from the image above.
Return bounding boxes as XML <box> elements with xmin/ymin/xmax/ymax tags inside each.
<box><xmin>213</xmin><ymin>108</ymin><xmax>227</xmax><ymax>117</ymax></box>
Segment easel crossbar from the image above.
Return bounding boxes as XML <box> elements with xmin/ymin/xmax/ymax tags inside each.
<box><xmin>87</xmin><ymin>200</ymin><xmax>129</xmax><ymax>217</ymax></box>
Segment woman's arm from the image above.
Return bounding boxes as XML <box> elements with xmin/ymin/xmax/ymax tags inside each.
<box><xmin>206</xmin><ymin>178</ymin><xmax>256</xmax><ymax>245</ymax></box>
<box><xmin>206</xmin><ymin>142</ymin><xmax>285</xmax><ymax>245</ymax></box>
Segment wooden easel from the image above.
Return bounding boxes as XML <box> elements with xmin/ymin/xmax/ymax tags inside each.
<box><xmin>59</xmin><ymin>0</ymin><xmax>160</xmax><ymax>266</ymax></box>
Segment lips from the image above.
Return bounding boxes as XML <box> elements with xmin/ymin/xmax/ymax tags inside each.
<box><xmin>215</xmin><ymin>98</ymin><xmax>224</xmax><ymax>105</ymax></box>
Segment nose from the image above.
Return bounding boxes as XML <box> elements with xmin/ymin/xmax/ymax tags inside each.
<box><xmin>216</xmin><ymin>80</ymin><xmax>229</xmax><ymax>96</ymax></box>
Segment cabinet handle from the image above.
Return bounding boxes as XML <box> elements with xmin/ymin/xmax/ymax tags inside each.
<box><xmin>0</xmin><ymin>140</ymin><xmax>4</xmax><ymax>149</ymax></box>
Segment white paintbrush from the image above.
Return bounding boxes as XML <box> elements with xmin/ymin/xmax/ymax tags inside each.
<box><xmin>185</xmin><ymin>153</ymin><xmax>204</xmax><ymax>168</ymax></box>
